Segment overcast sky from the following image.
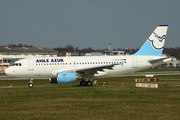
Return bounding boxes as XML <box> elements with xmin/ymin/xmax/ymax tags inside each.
<box><xmin>0</xmin><ymin>0</ymin><xmax>179</xmax><ymax>49</ymax></box>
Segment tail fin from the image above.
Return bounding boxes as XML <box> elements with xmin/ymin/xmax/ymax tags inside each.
<box><xmin>133</xmin><ymin>25</ymin><xmax>168</xmax><ymax>56</ymax></box>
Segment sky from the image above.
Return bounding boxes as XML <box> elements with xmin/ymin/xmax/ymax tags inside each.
<box><xmin>0</xmin><ymin>0</ymin><xmax>179</xmax><ymax>50</ymax></box>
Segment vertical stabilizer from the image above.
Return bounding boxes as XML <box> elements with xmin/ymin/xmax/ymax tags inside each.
<box><xmin>133</xmin><ymin>25</ymin><xmax>168</xmax><ymax>56</ymax></box>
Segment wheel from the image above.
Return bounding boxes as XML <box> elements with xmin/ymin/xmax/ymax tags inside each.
<box><xmin>80</xmin><ymin>80</ymin><xmax>86</xmax><ymax>86</ymax></box>
<box><xmin>28</xmin><ymin>83</ymin><xmax>33</xmax><ymax>88</ymax></box>
<box><xmin>86</xmin><ymin>81</ymin><xmax>92</xmax><ymax>86</ymax></box>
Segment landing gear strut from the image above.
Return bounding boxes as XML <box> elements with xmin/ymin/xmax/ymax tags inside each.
<box><xmin>28</xmin><ymin>78</ymin><xmax>33</xmax><ymax>88</ymax></box>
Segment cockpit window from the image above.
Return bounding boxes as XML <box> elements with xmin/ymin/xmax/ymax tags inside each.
<box><xmin>12</xmin><ymin>63</ymin><xmax>22</xmax><ymax>66</ymax></box>
<box><xmin>12</xmin><ymin>63</ymin><xmax>18</xmax><ymax>66</ymax></box>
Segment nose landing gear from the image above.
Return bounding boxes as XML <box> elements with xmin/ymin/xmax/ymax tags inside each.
<box><xmin>28</xmin><ymin>78</ymin><xmax>33</xmax><ymax>88</ymax></box>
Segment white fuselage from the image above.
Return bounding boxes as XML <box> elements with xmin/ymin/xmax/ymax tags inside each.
<box><xmin>5</xmin><ymin>55</ymin><xmax>165</xmax><ymax>78</ymax></box>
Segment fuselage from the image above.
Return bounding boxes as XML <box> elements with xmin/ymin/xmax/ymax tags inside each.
<box><xmin>5</xmin><ymin>55</ymin><xmax>165</xmax><ymax>78</ymax></box>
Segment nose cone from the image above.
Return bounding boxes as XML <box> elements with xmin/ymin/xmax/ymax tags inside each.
<box><xmin>5</xmin><ymin>67</ymin><xmax>14</xmax><ymax>76</ymax></box>
<box><xmin>5</xmin><ymin>68</ymin><xmax>10</xmax><ymax>75</ymax></box>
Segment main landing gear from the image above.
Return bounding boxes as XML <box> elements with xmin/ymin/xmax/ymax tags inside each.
<box><xmin>80</xmin><ymin>79</ymin><xmax>92</xmax><ymax>86</ymax></box>
<box><xmin>28</xmin><ymin>78</ymin><xmax>33</xmax><ymax>88</ymax></box>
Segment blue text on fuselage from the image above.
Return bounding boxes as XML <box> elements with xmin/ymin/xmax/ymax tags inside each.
<box><xmin>51</xmin><ymin>58</ymin><xmax>64</xmax><ymax>62</ymax></box>
<box><xmin>36</xmin><ymin>58</ymin><xmax>64</xmax><ymax>63</ymax></box>
<box><xmin>36</xmin><ymin>59</ymin><xmax>49</xmax><ymax>63</ymax></box>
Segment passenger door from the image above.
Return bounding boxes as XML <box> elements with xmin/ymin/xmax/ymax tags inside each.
<box><xmin>28</xmin><ymin>59</ymin><xmax>34</xmax><ymax>71</ymax></box>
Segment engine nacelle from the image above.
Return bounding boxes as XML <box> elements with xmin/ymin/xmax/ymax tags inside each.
<box><xmin>49</xmin><ymin>72</ymin><xmax>77</xmax><ymax>84</ymax></box>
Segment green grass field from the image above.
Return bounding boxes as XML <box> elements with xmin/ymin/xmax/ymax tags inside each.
<box><xmin>0</xmin><ymin>75</ymin><xmax>180</xmax><ymax>120</ymax></box>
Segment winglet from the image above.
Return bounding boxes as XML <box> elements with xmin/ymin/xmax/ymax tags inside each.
<box><xmin>133</xmin><ymin>25</ymin><xmax>168</xmax><ymax>56</ymax></box>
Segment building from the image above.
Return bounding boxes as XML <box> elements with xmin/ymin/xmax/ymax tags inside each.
<box><xmin>0</xmin><ymin>46</ymin><xmax>58</xmax><ymax>72</ymax></box>
<box><xmin>101</xmin><ymin>50</ymin><xmax>125</xmax><ymax>56</ymax></box>
<box><xmin>58</xmin><ymin>51</ymin><xmax>125</xmax><ymax>56</ymax></box>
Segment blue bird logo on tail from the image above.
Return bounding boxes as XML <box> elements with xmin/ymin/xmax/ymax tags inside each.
<box><xmin>148</xmin><ymin>32</ymin><xmax>166</xmax><ymax>50</ymax></box>
<box><xmin>153</xmin><ymin>32</ymin><xmax>166</xmax><ymax>42</ymax></box>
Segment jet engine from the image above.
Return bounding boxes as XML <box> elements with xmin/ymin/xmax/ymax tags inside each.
<box><xmin>50</xmin><ymin>72</ymin><xmax>77</xmax><ymax>84</ymax></box>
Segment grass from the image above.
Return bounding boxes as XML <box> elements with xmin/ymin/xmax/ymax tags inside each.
<box><xmin>0</xmin><ymin>75</ymin><xmax>180</xmax><ymax>120</ymax></box>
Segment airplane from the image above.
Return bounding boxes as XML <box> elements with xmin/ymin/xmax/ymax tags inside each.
<box><xmin>5</xmin><ymin>25</ymin><xmax>169</xmax><ymax>87</ymax></box>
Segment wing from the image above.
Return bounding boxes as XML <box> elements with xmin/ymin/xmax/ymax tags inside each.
<box><xmin>51</xmin><ymin>64</ymin><xmax>117</xmax><ymax>77</ymax></box>
<box><xmin>75</xmin><ymin>64</ymin><xmax>117</xmax><ymax>77</ymax></box>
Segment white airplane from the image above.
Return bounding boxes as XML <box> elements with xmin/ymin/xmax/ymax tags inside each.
<box><xmin>5</xmin><ymin>25</ymin><xmax>169</xmax><ymax>87</ymax></box>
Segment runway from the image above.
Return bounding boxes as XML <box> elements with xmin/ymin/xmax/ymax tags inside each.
<box><xmin>121</xmin><ymin>71</ymin><xmax>180</xmax><ymax>76</ymax></box>
<box><xmin>0</xmin><ymin>76</ymin><xmax>46</xmax><ymax>80</ymax></box>
<box><xmin>0</xmin><ymin>71</ymin><xmax>180</xmax><ymax>89</ymax></box>
<box><xmin>1</xmin><ymin>71</ymin><xmax>180</xmax><ymax>80</ymax></box>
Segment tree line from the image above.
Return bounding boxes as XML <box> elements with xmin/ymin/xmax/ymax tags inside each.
<box><xmin>53</xmin><ymin>45</ymin><xmax>180</xmax><ymax>59</ymax></box>
<box><xmin>4</xmin><ymin>44</ymin><xmax>180</xmax><ymax>59</ymax></box>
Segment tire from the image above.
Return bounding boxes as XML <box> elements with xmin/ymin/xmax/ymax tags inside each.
<box><xmin>80</xmin><ymin>80</ymin><xmax>86</xmax><ymax>86</ymax></box>
<box><xmin>86</xmin><ymin>81</ymin><xmax>92</xmax><ymax>86</ymax></box>
<box><xmin>28</xmin><ymin>83</ymin><xmax>33</xmax><ymax>88</ymax></box>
